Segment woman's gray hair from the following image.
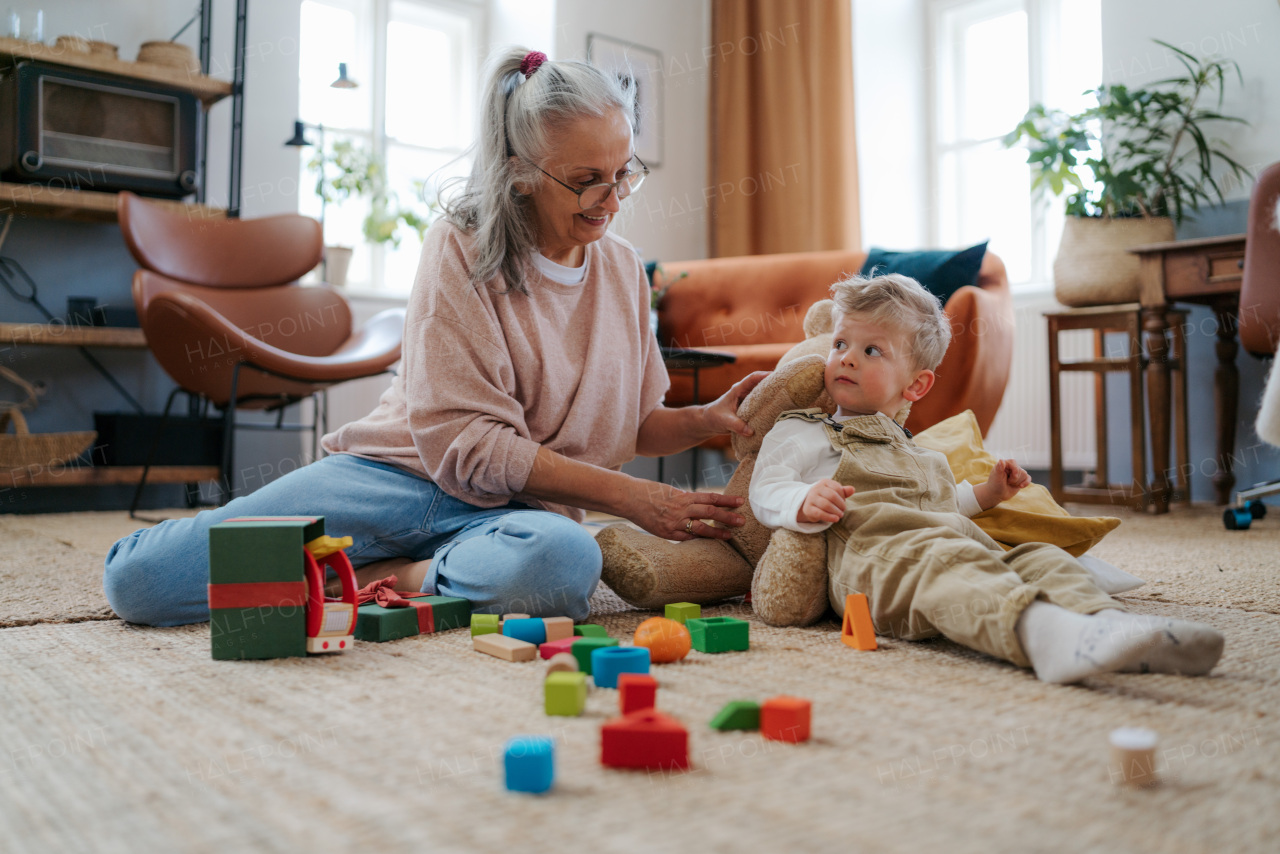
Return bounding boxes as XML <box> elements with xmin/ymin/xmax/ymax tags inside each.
<box><xmin>829</xmin><ymin>272</ymin><xmax>952</xmax><ymax>371</ymax></box>
<box><xmin>442</xmin><ymin>46</ymin><xmax>637</xmax><ymax>295</ymax></box>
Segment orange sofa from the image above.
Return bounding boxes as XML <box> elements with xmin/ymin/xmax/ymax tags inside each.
<box><xmin>656</xmin><ymin>249</ymin><xmax>1015</xmax><ymax>445</ymax></box>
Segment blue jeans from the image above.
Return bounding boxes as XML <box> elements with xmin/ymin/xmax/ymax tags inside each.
<box><xmin>103</xmin><ymin>454</ymin><xmax>602</xmax><ymax>627</ymax></box>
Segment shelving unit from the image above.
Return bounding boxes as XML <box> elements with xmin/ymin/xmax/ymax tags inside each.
<box><xmin>0</xmin><ymin>182</ymin><xmax>225</xmax><ymax>223</ymax></box>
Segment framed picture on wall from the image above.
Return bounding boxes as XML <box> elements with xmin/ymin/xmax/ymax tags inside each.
<box><xmin>587</xmin><ymin>33</ymin><xmax>663</xmax><ymax>167</ymax></box>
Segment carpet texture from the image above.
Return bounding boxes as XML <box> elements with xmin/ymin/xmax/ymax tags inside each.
<box><xmin>1</xmin><ymin>505</ymin><xmax>1277</xmax><ymax>853</ymax></box>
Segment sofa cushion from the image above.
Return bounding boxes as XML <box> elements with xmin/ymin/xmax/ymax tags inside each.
<box><xmin>860</xmin><ymin>241</ymin><xmax>988</xmax><ymax>307</ymax></box>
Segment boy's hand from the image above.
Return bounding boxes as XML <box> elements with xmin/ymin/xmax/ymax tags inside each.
<box><xmin>974</xmin><ymin>459</ymin><xmax>1032</xmax><ymax>510</ymax></box>
<box><xmin>797</xmin><ymin>479</ymin><xmax>855</xmax><ymax>524</ymax></box>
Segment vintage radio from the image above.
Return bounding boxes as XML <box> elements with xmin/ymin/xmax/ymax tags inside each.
<box><xmin>0</xmin><ymin>60</ymin><xmax>201</xmax><ymax>198</ymax></box>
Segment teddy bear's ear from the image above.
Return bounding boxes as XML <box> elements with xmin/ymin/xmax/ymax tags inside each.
<box><xmin>803</xmin><ymin>299</ymin><xmax>835</xmax><ymax>339</ymax></box>
<box><xmin>731</xmin><ymin>355</ymin><xmax>827</xmax><ymax>459</ymax></box>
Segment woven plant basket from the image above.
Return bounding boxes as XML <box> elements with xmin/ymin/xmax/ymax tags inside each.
<box><xmin>137</xmin><ymin>40</ymin><xmax>200</xmax><ymax>74</ymax></box>
<box><xmin>0</xmin><ymin>366</ymin><xmax>96</xmax><ymax>472</ymax></box>
<box><xmin>1053</xmin><ymin>215</ymin><xmax>1176</xmax><ymax>307</ymax></box>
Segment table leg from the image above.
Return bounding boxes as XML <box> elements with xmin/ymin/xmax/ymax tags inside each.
<box><xmin>1213</xmin><ymin>300</ymin><xmax>1240</xmax><ymax>505</ymax></box>
<box><xmin>690</xmin><ymin>367</ymin><xmax>700</xmax><ymax>491</ymax></box>
<box><xmin>1142</xmin><ymin>306</ymin><xmax>1172</xmax><ymax>514</ymax></box>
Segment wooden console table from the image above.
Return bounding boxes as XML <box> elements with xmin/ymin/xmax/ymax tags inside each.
<box><xmin>1130</xmin><ymin>233</ymin><xmax>1247</xmax><ymax>512</ymax></box>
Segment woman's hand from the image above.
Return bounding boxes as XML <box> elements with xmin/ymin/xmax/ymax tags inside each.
<box><xmin>626</xmin><ymin>480</ymin><xmax>748</xmax><ymax>541</ymax></box>
<box><xmin>701</xmin><ymin>371</ymin><xmax>771</xmax><ymax>439</ymax></box>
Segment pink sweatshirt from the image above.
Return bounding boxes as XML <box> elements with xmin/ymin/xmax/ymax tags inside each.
<box><xmin>321</xmin><ymin>220</ymin><xmax>670</xmax><ymax>522</ymax></box>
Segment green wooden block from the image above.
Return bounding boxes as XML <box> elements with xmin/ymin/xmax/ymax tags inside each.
<box><xmin>544</xmin><ymin>671</ymin><xmax>588</xmax><ymax>716</ymax></box>
<box><xmin>471</xmin><ymin>614</ymin><xmax>501</xmax><ymax>636</ymax></box>
<box><xmin>420</xmin><ymin>595</ymin><xmax>470</xmax><ymax>631</ymax></box>
<box><xmin>687</xmin><ymin>616</ymin><xmax>750</xmax><ymax>653</ymax></box>
<box><xmin>665</xmin><ymin>602</ymin><xmax>701</xmax><ymax>625</ymax></box>
<box><xmin>210</xmin><ymin>606</ymin><xmax>307</xmax><ymax>660</ymax></box>
<box><xmin>209</xmin><ymin>517</ymin><xmax>324</xmax><ymax>584</ymax></box>
<box><xmin>709</xmin><ymin>700</ymin><xmax>760</xmax><ymax>731</ymax></box>
<box><xmin>570</xmin><ymin>637</ymin><xmax>619</xmax><ymax>674</ymax></box>
<box><xmin>573</xmin><ymin>624</ymin><xmax>609</xmax><ymax>638</ymax></box>
<box><xmin>355</xmin><ymin>604</ymin><xmax>420</xmax><ymax>642</ymax></box>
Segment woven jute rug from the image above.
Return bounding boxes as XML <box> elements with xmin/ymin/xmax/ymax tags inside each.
<box><xmin>0</xmin><ymin>505</ymin><xmax>1277</xmax><ymax>853</ymax></box>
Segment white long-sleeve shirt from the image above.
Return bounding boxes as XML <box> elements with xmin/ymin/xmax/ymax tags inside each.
<box><xmin>750</xmin><ymin>413</ymin><xmax>983</xmax><ymax>533</ymax></box>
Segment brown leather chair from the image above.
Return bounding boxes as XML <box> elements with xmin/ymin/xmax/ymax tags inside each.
<box><xmin>117</xmin><ymin>192</ymin><xmax>405</xmax><ymax>505</ymax></box>
<box><xmin>1226</xmin><ymin>162</ymin><xmax>1280</xmax><ymax>528</ymax></box>
<box><xmin>656</xmin><ymin>248</ymin><xmax>1015</xmax><ymax>448</ymax></box>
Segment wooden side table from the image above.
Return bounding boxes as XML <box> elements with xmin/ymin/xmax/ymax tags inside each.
<box><xmin>1046</xmin><ymin>305</ymin><xmax>1189</xmax><ymax>512</ymax></box>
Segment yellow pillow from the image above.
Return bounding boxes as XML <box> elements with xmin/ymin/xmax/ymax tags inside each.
<box><xmin>914</xmin><ymin>410</ymin><xmax>1121</xmax><ymax>557</ymax></box>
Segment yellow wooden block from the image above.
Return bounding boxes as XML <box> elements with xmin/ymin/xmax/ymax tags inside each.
<box><xmin>304</xmin><ymin>535</ymin><xmax>353</xmax><ymax>559</ymax></box>
<box><xmin>543</xmin><ymin>616</ymin><xmax>574</xmax><ymax>643</ymax></box>
<box><xmin>473</xmin><ymin>633</ymin><xmax>537</xmax><ymax>662</ymax></box>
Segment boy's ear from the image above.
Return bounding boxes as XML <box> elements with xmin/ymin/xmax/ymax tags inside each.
<box><xmin>902</xmin><ymin>369</ymin><xmax>935</xmax><ymax>402</ymax></box>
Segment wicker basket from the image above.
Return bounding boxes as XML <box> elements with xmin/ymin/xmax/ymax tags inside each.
<box><xmin>137</xmin><ymin>40</ymin><xmax>201</xmax><ymax>75</ymax></box>
<box><xmin>1053</xmin><ymin>216</ymin><xmax>1176</xmax><ymax>307</ymax></box>
<box><xmin>0</xmin><ymin>366</ymin><xmax>96</xmax><ymax>472</ymax></box>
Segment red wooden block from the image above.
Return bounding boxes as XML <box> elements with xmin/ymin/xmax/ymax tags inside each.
<box><xmin>841</xmin><ymin>593</ymin><xmax>878</xmax><ymax>650</ymax></box>
<box><xmin>761</xmin><ymin>696</ymin><xmax>811</xmax><ymax>743</ymax></box>
<box><xmin>618</xmin><ymin>673</ymin><xmax>657</xmax><ymax>714</ymax></box>
<box><xmin>601</xmin><ymin>709</ymin><xmax>688</xmax><ymax>770</ymax></box>
<box><xmin>539</xmin><ymin>637</ymin><xmax>579</xmax><ymax>660</ymax></box>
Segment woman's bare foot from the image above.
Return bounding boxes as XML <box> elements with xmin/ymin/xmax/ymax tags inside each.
<box><xmin>326</xmin><ymin>557</ymin><xmax>432</xmax><ymax>597</ymax></box>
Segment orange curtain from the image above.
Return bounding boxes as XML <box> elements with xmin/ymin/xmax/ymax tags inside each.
<box><xmin>709</xmin><ymin>0</ymin><xmax>861</xmax><ymax>257</ymax></box>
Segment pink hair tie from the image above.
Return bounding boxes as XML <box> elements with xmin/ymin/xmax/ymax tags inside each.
<box><xmin>520</xmin><ymin>50</ymin><xmax>548</xmax><ymax>79</ymax></box>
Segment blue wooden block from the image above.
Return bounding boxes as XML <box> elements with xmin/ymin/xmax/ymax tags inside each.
<box><xmin>503</xmin><ymin>618</ymin><xmax>547</xmax><ymax>645</ymax></box>
<box><xmin>591</xmin><ymin>646</ymin><xmax>650</xmax><ymax>689</ymax></box>
<box><xmin>504</xmin><ymin>736</ymin><xmax>554</xmax><ymax>794</ymax></box>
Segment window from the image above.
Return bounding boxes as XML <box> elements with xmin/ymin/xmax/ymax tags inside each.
<box><xmin>929</xmin><ymin>0</ymin><xmax>1101</xmax><ymax>289</ymax></box>
<box><xmin>298</xmin><ymin>0</ymin><xmax>482</xmax><ymax>294</ymax></box>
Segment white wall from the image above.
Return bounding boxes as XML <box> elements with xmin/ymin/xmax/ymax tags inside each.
<box><xmin>852</xmin><ymin>0</ymin><xmax>929</xmax><ymax>250</ymax></box>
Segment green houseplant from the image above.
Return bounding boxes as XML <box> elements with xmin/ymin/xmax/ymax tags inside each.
<box><xmin>1003</xmin><ymin>40</ymin><xmax>1251</xmax><ymax>305</ymax></box>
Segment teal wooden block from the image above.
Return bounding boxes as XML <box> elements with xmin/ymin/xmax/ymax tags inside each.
<box><xmin>687</xmin><ymin>616</ymin><xmax>749</xmax><ymax>653</ymax></box>
<box><xmin>471</xmin><ymin>614</ymin><xmax>500</xmax><ymax>636</ymax></box>
<box><xmin>504</xmin><ymin>618</ymin><xmax>547</xmax><ymax>645</ymax></box>
<box><xmin>355</xmin><ymin>604</ymin><xmax>420</xmax><ymax>642</ymax></box>
<box><xmin>665</xmin><ymin>602</ymin><xmax>701</xmax><ymax>625</ymax></box>
<box><xmin>420</xmin><ymin>595</ymin><xmax>470</xmax><ymax>631</ymax></box>
<box><xmin>544</xmin><ymin>671</ymin><xmax>588</xmax><ymax>716</ymax></box>
<box><xmin>573</xmin><ymin>624</ymin><xmax>609</xmax><ymax>638</ymax></box>
<box><xmin>570</xmin><ymin>637</ymin><xmax>619</xmax><ymax>674</ymax></box>
<box><xmin>709</xmin><ymin>700</ymin><xmax>760</xmax><ymax>731</ymax></box>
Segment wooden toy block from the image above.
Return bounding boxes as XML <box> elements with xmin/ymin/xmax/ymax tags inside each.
<box><xmin>504</xmin><ymin>617</ymin><xmax>547</xmax><ymax>645</ymax></box>
<box><xmin>601</xmin><ymin>709</ymin><xmax>689</xmax><ymax>771</ymax></box>
<box><xmin>570</xmin><ymin>636</ymin><xmax>619</xmax><ymax>674</ymax></box>
<box><xmin>573</xmin><ymin>624</ymin><xmax>609</xmax><ymax>637</ymax></box>
<box><xmin>544</xmin><ymin>671</ymin><xmax>588</xmax><ymax>716</ymax></box>
<box><xmin>1109</xmin><ymin>727</ymin><xmax>1159</xmax><ymax>787</ymax></box>
<box><xmin>539</xmin><ymin>637</ymin><xmax>579</xmax><ymax>660</ymax></box>
<box><xmin>686</xmin><ymin>616</ymin><xmax>750</xmax><ymax>653</ymax></box>
<box><xmin>618</xmin><ymin>674</ymin><xmax>657</xmax><ymax>714</ymax></box>
<box><xmin>208</xmin><ymin>517</ymin><xmax>325</xmax><ymax>660</ymax></box>
<box><xmin>354</xmin><ymin>604</ymin><xmax>420</xmax><ymax>643</ymax></box>
<box><xmin>841</xmin><ymin>593</ymin><xmax>878</xmax><ymax>650</ymax></box>
<box><xmin>420</xmin><ymin>595</ymin><xmax>470</xmax><ymax>631</ymax></box>
<box><xmin>473</xmin><ymin>633</ymin><xmax>538</xmax><ymax>662</ymax></box>
<box><xmin>471</xmin><ymin>613</ymin><xmax>501</xmax><ymax>637</ymax></box>
<box><xmin>504</xmin><ymin>736</ymin><xmax>554</xmax><ymax>793</ymax></box>
<box><xmin>591</xmin><ymin>646</ymin><xmax>651</xmax><ymax>689</ymax></box>
<box><xmin>543</xmin><ymin>616</ymin><xmax>574</xmax><ymax>642</ymax></box>
<box><xmin>664</xmin><ymin>602</ymin><xmax>701</xmax><ymax>624</ymax></box>
<box><xmin>760</xmin><ymin>696</ymin><xmax>811</xmax><ymax>743</ymax></box>
<box><xmin>709</xmin><ymin>700</ymin><xmax>760</xmax><ymax>731</ymax></box>
<box><xmin>304</xmin><ymin>534</ymin><xmax>353</xmax><ymax>559</ymax></box>
<box><xmin>633</xmin><ymin>617</ymin><xmax>691</xmax><ymax>663</ymax></box>
<box><xmin>546</xmin><ymin>652</ymin><xmax>579</xmax><ymax>675</ymax></box>
<box><xmin>503</xmin><ymin>613</ymin><xmax>531</xmax><ymax>622</ymax></box>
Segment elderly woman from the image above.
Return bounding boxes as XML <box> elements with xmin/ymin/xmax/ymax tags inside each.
<box><xmin>103</xmin><ymin>47</ymin><xmax>764</xmax><ymax>625</ymax></box>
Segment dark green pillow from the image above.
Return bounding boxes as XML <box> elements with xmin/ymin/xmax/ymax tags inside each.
<box><xmin>859</xmin><ymin>241</ymin><xmax>988</xmax><ymax>306</ymax></box>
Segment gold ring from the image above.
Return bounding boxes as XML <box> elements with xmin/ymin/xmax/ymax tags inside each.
<box><xmin>684</xmin><ymin>519</ymin><xmax>694</xmax><ymax>534</ymax></box>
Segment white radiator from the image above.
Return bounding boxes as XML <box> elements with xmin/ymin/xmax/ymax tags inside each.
<box><xmin>982</xmin><ymin>290</ymin><xmax>1099</xmax><ymax>471</ymax></box>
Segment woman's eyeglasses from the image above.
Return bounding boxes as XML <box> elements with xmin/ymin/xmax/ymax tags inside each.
<box><xmin>532</xmin><ymin>156</ymin><xmax>649</xmax><ymax>210</ymax></box>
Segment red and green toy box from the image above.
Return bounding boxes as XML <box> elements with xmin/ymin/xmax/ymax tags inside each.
<box><xmin>354</xmin><ymin>595</ymin><xmax>471</xmax><ymax>642</ymax></box>
<box><xmin>208</xmin><ymin>516</ymin><xmax>326</xmax><ymax>660</ymax></box>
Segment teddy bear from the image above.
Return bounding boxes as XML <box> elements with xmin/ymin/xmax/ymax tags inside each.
<box><xmin>597</xmin><ymin>299</ymin><xmax>853</xmax><ymax>626</ymax></box>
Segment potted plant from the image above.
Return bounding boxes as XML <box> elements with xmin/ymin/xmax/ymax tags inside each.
<box><xmin>1003</xmin><ymin>40</ymin><xmax>1251</xmax><ymax>306</ymax></box>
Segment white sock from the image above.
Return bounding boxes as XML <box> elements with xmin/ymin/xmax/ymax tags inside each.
<box><xmin>1096</xmin><ymin>610</ymin><xmax>1224</xmax><ymax>676</ymax></box>
<box><xmin>1076</xmin><ymin>554</ymin><xmax>1146</xmax><ymax>594</ymax></box>
<box><xmin>1016</xmin><ymin>602</ymin><xmax>1164</xmax><ymax>684</ymax></box>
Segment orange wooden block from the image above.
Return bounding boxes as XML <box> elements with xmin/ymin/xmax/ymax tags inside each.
<box><xmin>841</xmin><ymin>593</ymin><xmax>877</xmax><ymax>650</ymax></box>
<box><xmin>761</xmin><ymin>695</ymin><xmax>811</xmax><ymax>743</ymax></box>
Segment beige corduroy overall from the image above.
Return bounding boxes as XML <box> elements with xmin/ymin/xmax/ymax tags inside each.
<box><xmin>778</xmin><ymin>409</ymin><xmax>1118</xmax><ymax>667</ymax></box>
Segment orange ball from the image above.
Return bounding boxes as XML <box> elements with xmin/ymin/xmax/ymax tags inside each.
<box><xmin>633</xmin><ymin>617</ymin><xmax>691</xmax><ymax>663</ymax></box>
